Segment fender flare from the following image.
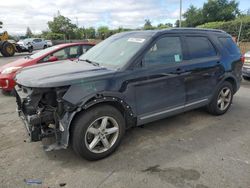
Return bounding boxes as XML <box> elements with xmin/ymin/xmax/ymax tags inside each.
<box><xmin>209</xmin><ymin>73</ymin><xmax>239</xmax><ymax>103</ymax></box>
<box><xmin>59</xmin><ymin>93</ymin><xmax>136</xmax><ymax>148</ymax></box>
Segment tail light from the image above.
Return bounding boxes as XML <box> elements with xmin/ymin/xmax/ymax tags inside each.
<box><xmin>241</xmin><ymin>56</ymin><xmax>245</xmax><ymax>64</ymax></box>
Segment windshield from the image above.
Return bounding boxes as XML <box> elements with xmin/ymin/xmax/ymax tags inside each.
<box><xmin>79</xmin><ymin>32</ymin><xmax>150</xmax><ymax>69</ymax></box>
<box><xmin>29</xmin><ymin>46</ymin><xmax>60</xmax><ymax>59</ymax></box>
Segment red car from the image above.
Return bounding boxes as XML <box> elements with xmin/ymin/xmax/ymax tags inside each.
<box><xmin>0</xmin><ymin>42</ymin><xmax>95</xmax><ymax>94</ymax></box>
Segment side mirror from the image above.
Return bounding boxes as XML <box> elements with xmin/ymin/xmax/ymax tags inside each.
<box><xmin>48</xmin><ymin>56</ymin><xmax>58</xmax><ymax>62</ymax></box>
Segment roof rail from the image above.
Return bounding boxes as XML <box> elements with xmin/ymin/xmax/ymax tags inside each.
<box><xmin>169</xmin><ymin>28</ymin><xmax>225</xmax><ymax>33</ymax></box>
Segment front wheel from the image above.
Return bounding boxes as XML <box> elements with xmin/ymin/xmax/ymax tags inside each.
<box><xmin>28</xmin><ymin>46</ymin><xmax>33</xmax><ymax>53</ymax></box>
<box><xmin>207</xmin><ymin>81</ymin><xmax>233</xmax><ymax>115</ymax></box>
<box><xmin>71</xmin><ymin>105</ymin><xmax>125</xmax><ymax>160</ymax></box>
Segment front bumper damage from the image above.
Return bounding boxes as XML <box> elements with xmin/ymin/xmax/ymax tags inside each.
<box><xmin>15</xmin><ymin>84</ymin><xmax>76</xmax><ymax>151</ymax></box>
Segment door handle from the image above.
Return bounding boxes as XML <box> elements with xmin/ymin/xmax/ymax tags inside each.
<box><xmin>175</xmin><ymin>68</ymin><xmax>183</xmax><ymax>75</ymax></box>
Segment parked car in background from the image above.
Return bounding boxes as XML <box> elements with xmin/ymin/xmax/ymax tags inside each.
<box><xmin>242</xmin><ymin>51</ymin><xmax>250</xmax><ymax>80</ymax></box>
<box><xmin>45</xmin><ymin>40</ymin><xmax>53</xmax><ymax>47</ymax></box>
<box><xmin>14</xmin><ymin>29</ymin><xmax>243</xmax><ymax>160</ymax></box>
<box><xmin>0</xmin><ymin>42</ymin><xmax>95</xmax><ymax>94</ymax></box>
<box><xmin>17</xmin><ymin>38</ymin><xmax>47</xmax><ymax>51</ymax></box>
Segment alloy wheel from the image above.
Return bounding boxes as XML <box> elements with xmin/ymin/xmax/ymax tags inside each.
<box><xmin>85</xmin><ymin>116</ymin><xmax>119</xmax><ymax>154</ymax></box>
<box><xmin>217</xmin><ymin>87</ymin><xmax>232</xmax><ymax>111</ymax></box>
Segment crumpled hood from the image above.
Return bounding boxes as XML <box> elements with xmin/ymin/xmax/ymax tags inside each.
<box><xmin>15</xmin><ymin>60</ymin><xmax>115</xmax><ymax>87</ymax></box>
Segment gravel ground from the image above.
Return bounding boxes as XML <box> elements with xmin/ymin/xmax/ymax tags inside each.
<box><xmin>0</xmin><ymin>54</ymin><xmax>250</xmax><ymax>188</ymax></box>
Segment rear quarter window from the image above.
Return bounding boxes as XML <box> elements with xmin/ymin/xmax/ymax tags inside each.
<box><xmin>186</xmin><ymin>36</ymin><xmax>217</xmax><ymax>59</ymax></box>
<box><xmin>218</xmin><ymin>37</ymin><xmax>240</xmax><ymax>55</ymax></box>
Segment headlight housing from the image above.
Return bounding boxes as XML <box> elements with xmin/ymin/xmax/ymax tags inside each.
<box><xmin>1</xmin><ymin>67</ymin><xmax>22</xmax><ymax>74</ymax></box>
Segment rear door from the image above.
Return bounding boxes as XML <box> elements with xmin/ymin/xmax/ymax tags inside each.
<box><xmin>182</xmin><ymin>35</ymin><xmax>222</xmax><ymax>106</ymax></box>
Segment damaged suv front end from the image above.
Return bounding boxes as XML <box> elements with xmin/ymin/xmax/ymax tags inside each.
<box><xmin>15</xmin><ymin>85</ymin><xmax>75</xmax><ymax>150</ymax></box>
<box><xmin>14</xmin><ymin>56</ymin><xmax>118</xmax><ymax>151</ymax></box>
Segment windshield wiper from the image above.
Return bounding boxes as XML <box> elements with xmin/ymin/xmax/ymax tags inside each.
<box><xmin>78</xmin><ymin>59</ymin><xmax>100</xmax><ymax>66</ymax></box>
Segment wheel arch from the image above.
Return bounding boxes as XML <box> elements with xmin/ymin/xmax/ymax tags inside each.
<box><xmin>70</xmin><ymin>95</ymin><xmax>137</xmax><ymax>131</ymax></box>
<box><xmin>223</xmin><ymin>76</ymin><xmax>238</xmax><ymax>94</ymax></box>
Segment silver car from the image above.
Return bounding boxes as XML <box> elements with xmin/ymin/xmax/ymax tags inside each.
<box><xmin>45</xmin><ymin>40</ymin><xmax>53</xmax><ymax>47</ymax></box>
<box><xmin>242</xmin><ymin>51</ymin><xmax>250</xmax><ymax>79</ymax></box>
<box><xmin>17</xmin><ymin>38</ymin><xmax>48</xmax><ymax>51</ymax></box>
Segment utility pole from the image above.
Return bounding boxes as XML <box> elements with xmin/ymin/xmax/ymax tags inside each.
<box><xmin>237</xmin><ymin>9</ymin><xmax>248</xmax><ymax>45</ymax></box>
<box><xmin>237</xmin><ymin>20</ymin><xmax>242</xmax><ymax>45</ymax></box>
<box><xmin>179</xmin><ymin>0</ymin><xmax>182</xmax><ymax>27</ymax></box>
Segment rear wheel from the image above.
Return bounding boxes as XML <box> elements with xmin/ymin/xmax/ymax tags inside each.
<box><xmin>207</xmin><ymin>81</ymin><xmax>233</xmax><ymax>115</ymax></box>
<box><xmin>71</xmin><ymin>105</ymin><xmax>125</xmax><ymax>160</ymax></box>
<box><xmin>43</xmin><ymin>45</ymin><xmax>47</xmax><ymax>49</ymax></box>
<box><xmin>1</xmin><ymin>42</ymin><xmax>15</xmax><ymax>57</ymax></box>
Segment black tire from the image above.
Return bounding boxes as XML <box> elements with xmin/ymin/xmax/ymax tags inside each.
<box><xmin>1</xmin><ymin>42</ymin><xmax>15</xmax><ymax>57</ymax></box>
<box><xmin>243</xmin><ymin>76</ymin><xmax>250</xmax><ymax>81</ymax></box>
<box><xmin>43</xmin><ymin>45</ymin><xmax>47</xmax><ymax>49</ymax></box>
<box><xmin>71</xmin><ymin>105</ymin><xmax>125</xmax><ymax>160</ymax></box>
<box><xmin>28</xmin><ymin>46</ymin><xmax>33</xmax><ymax>53</ymax></box>
<box><xmin>207</xmin><ymin>81</ymin><xmax>233</xmax><ymax>115</ymax></box>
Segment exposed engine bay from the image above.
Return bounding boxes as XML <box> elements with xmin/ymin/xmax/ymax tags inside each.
<box><xmin>15</xmin><ymin>84</ymin><xmax>75</xmax><ymax>150</ymax></box>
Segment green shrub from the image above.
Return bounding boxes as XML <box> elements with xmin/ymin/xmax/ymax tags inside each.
<box><xmin>197</xmin><ymin>16</ymin><xmax>250</xmax><ymax>41</ymax></box>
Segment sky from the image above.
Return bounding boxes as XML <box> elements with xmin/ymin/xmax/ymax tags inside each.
<box><xmin>0</xmin><ymin>0</ymin><xmax>249</xmax><ymax>35</ymax></box>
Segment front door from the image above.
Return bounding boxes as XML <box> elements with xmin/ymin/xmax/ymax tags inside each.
<box><xmin>132</xmin><ymin>36</ymin><xmax>187</xmax><ymax>125</ymax></box>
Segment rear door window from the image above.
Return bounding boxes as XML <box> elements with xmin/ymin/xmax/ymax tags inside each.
<box><xmin>218</xmin><ymin>37</ymin><xmax>240</xmax><ymax>55</ymax></box>
<box><xmin>185</xmin><ymin>36</ymin><xmax>217</xmax><ymax>59</ymax></box>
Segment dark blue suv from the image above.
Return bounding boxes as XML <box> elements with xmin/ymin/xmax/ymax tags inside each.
<box><xmin>15</xmin><ymin>28</ymin><xmax>243</xmax><ymax>160</ymax></box>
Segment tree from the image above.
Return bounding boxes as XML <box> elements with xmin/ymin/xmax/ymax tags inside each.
<box><xmin>197</xmin><ymin>16</ymin><xmax>250</xmax><ymax>42</ymax></box>
<box><xmin>0</xmin><ymin>21</ymin><xmax>2</xmax><ymax>28</ymax></box>
<box><xmin>175</xmin><ymin>20</ymin><xmax>180</xmax><ymax>27</ymax></box>
<box><xmin>183</xmin><ymin>5</ymin><xmax>203</xmax><ymax>27</ymax></box>
<box><xmin>84</xmin><ymin>27</ymin><xmax>96</xmax><ymax>39</ymax></box>
<box><xmin>182</xmin><ymin>0</ymin><xmax>240</xmax><ymax>27</ymax></box>
<box><xmin>157</xmin><ymin>23</ymin><xmax>173</xmax><ymax>29</ymax></box>
<box><xmin>25</xmin><ymin>27</ymin><xmax>33</xmax><ymax>38</ymax></box>
<box><xmin>97</xmin><ymin>26</ymin><xmax>110</xmax><ymax>39</ymax></box>
<box><xmin>143</xmin><ymin>19</ymin><xmax>154</xmax><ymax>30</ymax></box>
<box><xmin>157</xmin><ymin>23</ymin><xmax>167</xmax><ymax>29</ymax></box>
<box><xmin>202</xmin><ymin>0</ymin><xmax>239</xmax><ymax>23</ymax></box>
<box><xmin>41</xmin><ymin>30</ymin><xmax>64</xmax><ymax>40</ymax></box>
<box><xmin>48</xmin><ymin>14</ymin><xmax>77</xmax><ymax>39</ymax></box>
<box><xmin>74</xmin><ymin>27</ymin><xmax>85</xmax><ymax>39</ymax></box>
<box><xmin>165</xmin><ymin>23</ymin><xmax>173</xmax><ymax>27</ymax></box>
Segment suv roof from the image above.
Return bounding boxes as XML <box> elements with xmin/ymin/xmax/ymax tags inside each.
<box><xmin>119</xmin><ymin>28</ymin><xmax>229</xmax><ymax>37</ymax></box>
